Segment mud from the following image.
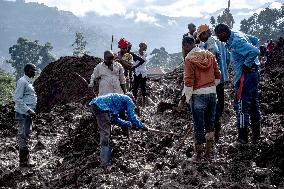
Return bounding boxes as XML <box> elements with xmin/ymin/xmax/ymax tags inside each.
<box><xmin>0</xmin><ymin>52</ymin><xmax>283</xmax><ymax>188</ymax></box>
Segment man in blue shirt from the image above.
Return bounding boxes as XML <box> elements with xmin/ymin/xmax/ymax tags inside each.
<box><xmin>89</xmin><ymin>93</ymin><xmax>147</xmax><ymax>167</ymax></box>
<box><xmin>197</xmin><ymin>24</ymin><xmax>230</xmax><ymax>142</ymax></box>
<box><xmin>214</xmin><ymin>24</ymin><xmax>261</xmax><ymax>144</ymax></box>
<box><xmin>13</xmin><ymin>63</ymin><xmax>37</xmax><ymax>167</ymax></box>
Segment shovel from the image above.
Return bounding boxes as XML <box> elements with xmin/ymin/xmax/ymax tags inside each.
<box><xmin>147</xmin><ymin>128</ymin><xmax>180</xmax><ymax>136</ymax></box>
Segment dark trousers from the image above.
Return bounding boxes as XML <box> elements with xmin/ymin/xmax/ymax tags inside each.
<box><xmin>132</xmin><ymin>74</ymin><xmax>147</xmax><ymax>98</ymax></box>
<box><xmin>215</xmin><ymin>83</ymin><xmax>225</xmax><ymax>134</ymax></box>
<box><xmin>91</xmin><ymin>104</ymin><xmax>111</xmax><ymax>166</ymax></box>
<box><xmin>15</xmin><ymin>112</ymin><xmax>32</xmax><ymax>151</ymax></box>
<box><xmin>234</xmin><ymin>71</ymin><xmax>261</xmax><ymax>142</ymax></box>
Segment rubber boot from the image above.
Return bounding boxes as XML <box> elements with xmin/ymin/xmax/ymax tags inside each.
<box><xmin>19</xmin><ymin>148</ymin><xmax>34</xmax><ymax>167</ymax></box>
<box><xmin>251</xmin><ymin>125</ymin><xmax>260</xmax><ymax>144</ymax></box>
<box><xmin>100</xmin><ymin>145</ymin><xmax>111</xmax><ymax>167</ymax></box>
<box><xmin>238</xmin><ymin>128</ymin><xmax>248</xmax><ymax>144</ymax></box>
<box><xmin>192</xmin><ymin>144</ymin><xmax>204</xmax><ymax>162</ymax></box>
<box><xmin>205</xmin><ymin>132</ymin><xmax>214</xmax><ymax>158</ymax></box>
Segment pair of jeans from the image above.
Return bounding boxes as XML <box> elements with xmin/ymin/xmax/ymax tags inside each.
<box><xmin>15</xmin><ymin>112</ymin><xmax>32</xmax><ymax>150</ymax></box>
<box><xmin>91</xmin><ymin>104</ymin><xmax>111</xmax><ymax>167</ymax></box>
<box><xmin>132</xmin><ymin>74</ymin><xmax>147</xmax><ymax>98</ymax></box>
<box><xmin>191</xmin><ymin>93</ymin><xmax>217</xmax><ymax>145</ymax></box>
<box><xmin>234</xmin><ymin>71</ymin><xmax>260</xmax><ymax>131</ymax></box>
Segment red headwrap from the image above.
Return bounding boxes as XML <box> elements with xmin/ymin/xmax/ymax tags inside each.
<box><xmin>118</xmin><ymin>38</ymin><xmax>129</xmax><ymax>49</ymax></box>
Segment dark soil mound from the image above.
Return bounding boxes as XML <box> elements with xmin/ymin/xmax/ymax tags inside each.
<box><xmin>0</xmin><ymin>103</ymin><xmax>16</xmax><ymax>137</ymax></box>
<box><xmin>34</xmin><ymin>55</ymin><xmax>102</xmax><ymax>113</ymax></box>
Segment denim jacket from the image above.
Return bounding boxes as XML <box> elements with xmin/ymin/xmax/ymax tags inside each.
<box><xmin>89</xmin><ymin>93</ymin><xmax>144</xmax><ymax>128</ymax></box>
<box><xmin>202</xmin><ymin>36</ymin><xmax>229</xmax><ymax>83</ymax></box>
<box><xmin>226</xmin><ymin>31</ymin><xmax>260</xmax><ymax>84</ymax></box>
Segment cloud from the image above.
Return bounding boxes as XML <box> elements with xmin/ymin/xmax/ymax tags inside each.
<box><xmin>134</xmin><ymin>12</ymin><xmax>158</xmax><ymax>24</ymax></box>
<box><xmin>25</xmin><ymin>0</ymin><xmax>282</xmax><ymax>17</ymax></box>
<box><xmin>167</xmin><ymin>19</ymin><xmax>177</xmax><ymax>26</ymax></box>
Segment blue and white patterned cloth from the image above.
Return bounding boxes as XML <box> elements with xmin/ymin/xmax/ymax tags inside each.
<box><xmin>89</xmin><ymin>93</ymin><xmax>144</xmax><ymax>128</ymax></box>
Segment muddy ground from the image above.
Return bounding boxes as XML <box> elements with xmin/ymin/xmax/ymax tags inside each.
<box><xmin>0</xmin><ymin>52</ymin><xmax>283</xmax><ymax>188</ymax></box>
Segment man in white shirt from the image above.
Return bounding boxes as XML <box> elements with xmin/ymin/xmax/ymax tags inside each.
<box><xmin>14</xmin><ymin>63</ymin><xmax>37</xmax><ymax>167</ymax></box>
<box><xmin>89</xmin><ymin>50</ymin><xmax>126</xmax><ymax>95</ymax></box>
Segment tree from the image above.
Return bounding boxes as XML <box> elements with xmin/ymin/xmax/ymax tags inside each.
<box><xmin>210</xmin><ymin>16</ymin><xmax>216</xmax><ymax>28</ymax></box>
<box><xmin>148</xmin><ymin>47</ymin><xmax>183</xmax><ymax>71</ymax></box>
<box><xmin>148</xmin><ymin>47</ymin><xmax>169</xmax><ymax>68</ymax></box>
<box><xmin>7</xmin><ymin>37</ymin><xmax>55</xmax><ymax>80</ymax></box>
<box><xmin>217</xmin><ymin>8</ymin><xmax>235</xmax><ymax>29</ymax></box>
<box><xmin>240</xmin><ymin>6</ymin><xmax>283</xmax><ymax>42</ymax></box>
<box><xmin>72</xmin><ymin>32</ymin><xmax>89</xmax><ymax>56</ymax></box>
<box><xmin>0</xmin><ymin>70</ymin><xmax>15</xmax><ymax>105</ymax></box>
<box><xmin>38</xmin><ymin>42</ymin><xmax>56</xmax><ymax>70</ymax></box>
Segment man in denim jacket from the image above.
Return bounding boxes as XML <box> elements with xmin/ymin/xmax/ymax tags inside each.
<box><xmin>214</xmin><ymin>24</ymin><xmax>261</xmax><ymax>144</ymax></box>
<box><xmin>89</xmin><ymin>93</ymin><xmax>147</xmax><ymax>167</ymax></box>
<box><xmin>13</xmin><ymin>63</ymin><xmax>37</xmax><ymax>167</ymax></box>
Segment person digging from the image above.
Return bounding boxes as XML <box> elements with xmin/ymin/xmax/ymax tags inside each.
<box><xmin>89</xmin><ymin>93</ymin><xmax>148</xmax><ymax>169</ymax></box>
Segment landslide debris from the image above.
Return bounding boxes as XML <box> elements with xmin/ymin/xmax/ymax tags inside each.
<box><xmin>0</xmin><ymin>48</ymin><xmax>283</xmax><ymax>188</ymax></box>
<box><xmin>34</xmin><ymin>54</ymin><xmax>102</xmax><ymax>113</ymax></box>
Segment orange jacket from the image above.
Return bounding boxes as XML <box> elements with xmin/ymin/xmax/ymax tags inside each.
<box><xmin>184</xmin><ymin>47</ymin><xmax>221</xmax><ymax>90</ymax></box>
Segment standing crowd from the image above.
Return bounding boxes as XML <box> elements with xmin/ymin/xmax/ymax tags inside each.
<box><xmin>13</xmin><ymin>23</ymin><xmax>261</xmax><ymax>168</ymax></box>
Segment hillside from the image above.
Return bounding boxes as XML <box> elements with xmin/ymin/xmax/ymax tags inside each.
<box><xmin>0</xmin><ymin>0</ymin><xmax>110</xmax><ymax>58</ymax></box>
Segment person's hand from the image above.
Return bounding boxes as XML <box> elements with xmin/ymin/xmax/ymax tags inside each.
<box><xmin>88</xmin><ymin>83</ymin><xmax>93</xmax><ymax>88</ymax></box>
<box><xmin>242</xmin><ymin>64</ymin><xmax>251</xmax><ymax>73</ymax></box>
<box><xmin>182</xmin><ymin>85</ymin><xmax>193</xmax><ymax>103</ymax></box>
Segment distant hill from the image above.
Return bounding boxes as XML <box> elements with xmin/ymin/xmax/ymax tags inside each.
<box><xmin>0</xmin><ymin>0</ymin><xmax>111</xmax><ymax>59</ymax></box>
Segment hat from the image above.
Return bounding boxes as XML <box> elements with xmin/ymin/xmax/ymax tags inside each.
<box><xmin>118</xmin><ymin>38</ymin><xmax>129</xmax><ymax>49</ymax></box>
<box><xmin>197</xmin><ymin>24</ymin><xmax>210</xmax><ymax>38</ymax></box>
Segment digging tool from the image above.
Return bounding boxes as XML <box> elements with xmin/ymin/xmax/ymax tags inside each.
<box><xmin>73</xmin><ymin>72</ymin><xmax>95</xmax><ymax>103</ymax></box>
<box><xmin>138</xmin><ymin>125</ymin><xmax>179</xmax><ymax>136</ymax></box>
<box><xmin>147</xmin><ymin>128</ymin><xmax>180</xmax><ymax>136</ymax></box>
<box><xmin>111</xmin><ymin>35</ymin><xmax>114</xmax><ymax>51</ymax></box>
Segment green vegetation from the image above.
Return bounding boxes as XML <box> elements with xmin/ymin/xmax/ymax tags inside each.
<box><xmin>148</xmin><ymin>47</ymin><xmax>183</xmax><ymax>72</ymax></box>
<box><xmin>7</xmin><ymin>37</ymin><xmax>55</xmax><ymax>80</ymax></box>
<box><xmin>240</xmin><ymin>6</ymin><xmax>284</xmax><ymax>41</ymax></box>
<box><xmin>72</xmin><ymin>32</ymin><xmax>89</xmax><ymax>56</ymax></box>
<box><xmin>210</xmin><ymin>8</ymin><xmax>235</xmax><ymax>29</ymax></box>
<box><xmin>0</xmin><ymin>70</ymin><xmax>15</xmax><ymax>105</ymax></box>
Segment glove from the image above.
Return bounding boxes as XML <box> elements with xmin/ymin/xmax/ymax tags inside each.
<box><xmin>215</xmin><ymin>79</ymin><xmax>220</xmax><ymax>86</ymax></box>
<box><xmin>182</xmin><ymin>85</ymin><xmax>193</xmax><ymax>103</ymax></box>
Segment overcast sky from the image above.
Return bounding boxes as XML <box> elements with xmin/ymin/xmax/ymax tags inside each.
<box><xmin>23</xmin><ymin>0</ymin><xmax>283</xmax><ymax>18</ymax></box>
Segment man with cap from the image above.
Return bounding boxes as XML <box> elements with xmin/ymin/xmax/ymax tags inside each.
<box><xmin>197</xmin><ymin>24</ymin><xmax>230</xmax><ymax>142</ymax></box>
<box><xmin>89</xmin><ymin>93</ymin><xmax>147</xmax><ymax>168</ymax></box>
<box><xmin>214</xmin><ymin>24</ymin><xmax>261</xmax><ymax>145</ymax></box>
<box><xmin>182</xmin><ymin>36</ymin><xmax>221</xmax><ymax>161</ymax></box>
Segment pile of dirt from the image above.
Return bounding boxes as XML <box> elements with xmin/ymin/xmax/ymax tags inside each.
<box><xmin>260</xmin><ymin>37</ymin><xmax>284</xmax><ymax>114</ymax></box>
<box><xmin>1</xmin><ymin>53</ymin><xmax>284</xmax><ymax>188</ymax></box>
<box><xmin>34</xmin><ymin>54</ymin><xmax>102</xmax><ymax>113</ymax></box>
<box><xmin>0</xmin><ymin>103</ymin><xmax>16</xmax><ymax>137</ymax></box>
